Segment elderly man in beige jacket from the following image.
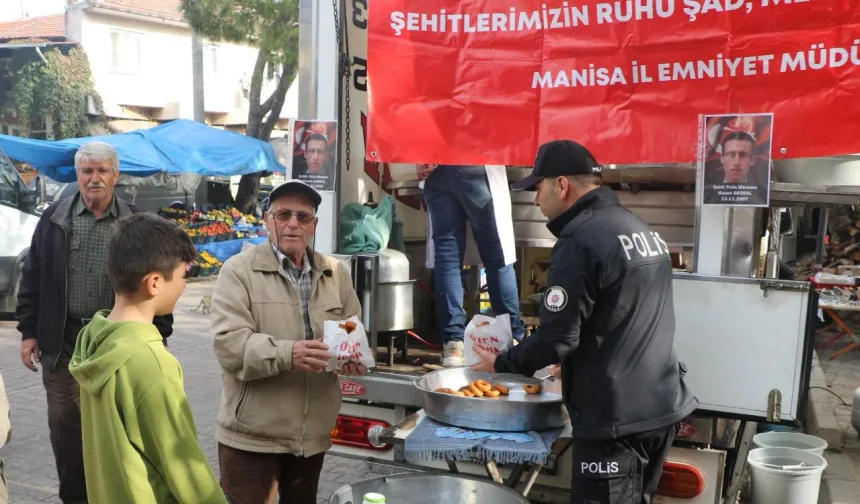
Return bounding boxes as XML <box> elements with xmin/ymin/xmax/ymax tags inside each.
<box><xmin>211</xmin><ymin>180</ymin><xmax>365</xmax><ymax>504</ymax></box>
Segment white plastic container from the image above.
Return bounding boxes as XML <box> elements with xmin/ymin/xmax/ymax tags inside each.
<box><xmin>363</xmin><ymin>493</ymin><xmax>385</xmax><ymax>504</ymax></box>
<box><xmin>752</xmin><ymin>431</ymin><xmax>828</xmax><ymax>456</ymax></box>
<box><xmin>747</xmin><ymin>447</ymin><xmax>827</xmax><ymax>504</ymax></box>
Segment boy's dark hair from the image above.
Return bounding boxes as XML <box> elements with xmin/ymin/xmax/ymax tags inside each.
<box><xmin>108</xmin><ymin>213</ymin><xmax>197</xmax><ymax>295</ymax></box>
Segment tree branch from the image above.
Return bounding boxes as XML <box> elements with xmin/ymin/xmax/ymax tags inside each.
<box><xmin>260</xmin><ymin>89</ymin><xmax>275</xmax><ymax>115</ymax></box>
<box><xmin>260</xmin><ymin>64</ymin><xmax>293</xmax><ymax>141</ymax></box>
<box><xmin>245</xmin><ymin>50</ymin><xmax>267</xmax><ymax>139</ymax></box>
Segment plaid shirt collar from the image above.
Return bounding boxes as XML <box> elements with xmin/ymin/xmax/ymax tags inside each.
<box><xmin>271</xmin><ymin>242</ymin><xmax>314</xmax><ymax>340</ymax></box>
<box><xmin>271</xmin><ymin>242</ymin><xmax>312</xmax><ymax>275</ymax></box>
<box><xmin>73</xmin><ymin>193</ymin><xmax>118</xmax><ymax>219</ymax></box>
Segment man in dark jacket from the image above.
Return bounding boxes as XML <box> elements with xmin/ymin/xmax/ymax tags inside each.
<box><xmin>15</xmin><ymin>141</ymin><xmax>173</xmax><ymax>504</ymax></box>
<box><xmin>473</xmin><ymin>140</ymin><xmax>698</xmax><ymax>504</ymax></box>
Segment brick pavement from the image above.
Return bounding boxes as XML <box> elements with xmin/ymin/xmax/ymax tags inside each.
<box><xmin>813</xmin><ymin>324</ymin><xmax>860</xmax><ymax>504</ymax></box>
<box><xmin>0</xmin><ymin>278</ymin><xmax>378</xmax><ymax>504</ymax></box>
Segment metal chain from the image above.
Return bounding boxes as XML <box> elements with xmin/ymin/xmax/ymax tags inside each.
<box><xmin>768</xmin><ymin>208</ymin><xmax>780</xmax><ymax>253</ymax></box>
<box><xmin>332</xmin><ymin>0</ymin><xmax>352</xmax><ymax>173</ymax></box>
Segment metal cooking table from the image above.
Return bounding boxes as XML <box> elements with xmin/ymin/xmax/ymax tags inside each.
<box><xmin>378</xmin><ymin>409</ymin><xmax>573</xmax><ymax>498</ymax></box>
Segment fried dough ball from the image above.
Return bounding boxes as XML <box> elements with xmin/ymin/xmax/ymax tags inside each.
<box><xmin>339</xmin><ymin>320</ymin><xmax>358</xmax><ymax>333</ymax></box>
<box><xmin>523</xmin><ymin>383</ymin><xmax>542</xmax><ymax>394</ymax></box>
<box><xmin>468</xmin><ymin>382</ymin><xmax>484</xmax><ymax>397</ymax></box>
<box><xmin>473</xmin><ymin>380</ymin><xmax>493</xmax><ymax>393</ymax></box>
<box><xmin>491</xmin><ymin>383</ymin><xmax>509</xmax><ymax>395</ymax></box>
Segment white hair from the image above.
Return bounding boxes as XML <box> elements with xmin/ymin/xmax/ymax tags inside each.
<box><xmin>75</xmin><ymin>141</ymin><xmax>119</xmax><ymax>173</ymax></box>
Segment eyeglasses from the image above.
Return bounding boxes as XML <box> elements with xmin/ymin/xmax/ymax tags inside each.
<box><xmin>270</xmin><ymin>209</ymin><xmax>316</xmax><ymax>224</ymax></box>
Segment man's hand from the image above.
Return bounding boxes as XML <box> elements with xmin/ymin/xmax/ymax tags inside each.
<box><xmin>291</xmin><ymin>340</ymin><xmax>332</xmax><ymax>373</ymax></box>
<box><xmin>335</xmin><ymin>362</ymin><xmax>368</xmax><ymax>376</ymax></box>
<box><xmin>470</xmin><ymin>345</ymin><xmax>497</xmax><ymax>373</ymax></box>
<box><xmin>21</xmin><ymin>339</ymin><xmax>40</xmax><ymax>372</ymax></box>
<box><xmin>416</xmin><ymin>164</ymin><xmax>437</xmax><ymax>181</ymax></box>
<box><xmin>549</xmin><ymin>364</ymin><xmax>561</xmax><ymax>377</ymax></box>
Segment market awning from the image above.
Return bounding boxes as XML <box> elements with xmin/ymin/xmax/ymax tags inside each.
<box><xmin>0</xmin><ymin>119</ymin><xmax>287</xmax><ymax>182</ymax></box>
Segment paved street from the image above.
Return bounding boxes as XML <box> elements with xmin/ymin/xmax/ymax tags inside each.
<box><xmin>0</xmin><ymin>278</ymin><xmax>377</xmax><ymax>503</ymax></box>
<box><xmin>814</xmin><ymin>326</ymin><xmax>860</xmax><ymax>504</ymax></box>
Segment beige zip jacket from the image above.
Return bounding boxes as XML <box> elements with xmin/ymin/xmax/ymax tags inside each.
<box><xmin>211</xmin><ymin>243</ymin><xmax>360</xmax><ymax>455</ymax></box>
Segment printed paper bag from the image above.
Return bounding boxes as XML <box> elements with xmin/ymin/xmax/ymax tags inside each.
<box><xmin>464</xmin><ymin>313</ymin><xmax>513</xmax><ymax>367</ymax></box>
<box><xmin>322</xmin><ymin>316</ymin><xmax>376</xmax><ymax>372</ymax></box>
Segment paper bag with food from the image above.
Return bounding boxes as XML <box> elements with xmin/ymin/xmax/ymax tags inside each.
<box><xmin>464</xmin><ymin>314</ymin><xmax>513</xmax><ymax>367</ymax></box>
<box><xmin>322</xmin><ymin>316</ymin><xmax>376</xmax><ymax>372</ymax></box>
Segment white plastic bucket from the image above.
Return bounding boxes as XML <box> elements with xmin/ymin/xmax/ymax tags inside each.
<box><xmin>747</xmin><ymin>447</ymin><xmax>827</xmax><ymax>504</ymax></box>
<box><xmin>752</xmin><ymin>431</ymin><xmax>828</xmax><ymax>456</ymax></box>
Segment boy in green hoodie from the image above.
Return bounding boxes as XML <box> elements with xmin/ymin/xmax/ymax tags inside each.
<box><xmin>69</xmin><ymin>213</ymin><xmax>227</xmax><ymax>504</ymax></box>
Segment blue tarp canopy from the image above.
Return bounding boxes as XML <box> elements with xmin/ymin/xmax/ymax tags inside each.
<box><xmin>0</xmin><ymin>119</ymin><xmax>286</xmax><ymax>182</ymax></box>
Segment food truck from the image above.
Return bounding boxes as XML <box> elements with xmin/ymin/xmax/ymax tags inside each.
<box><xmin>311</xmin><ymin>1</ymin><xmax>860</xmax><ymax>503</ymax></box>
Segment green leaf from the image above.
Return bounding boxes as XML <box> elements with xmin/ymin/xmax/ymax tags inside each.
<box><xmin>11</xmin><ymin>47</ymin><xmax>103</xmax><ymax>139</ymax></box>
<box><xmin>180</xmin><ymin>0</ymin><xmax>299</xmax><ymax>68</ymax></box>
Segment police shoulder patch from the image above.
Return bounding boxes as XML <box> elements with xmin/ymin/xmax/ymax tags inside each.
<box><xmin>544</xmin><ymin>286</ymin><xmax>568</xmax><ymax>312</ymax></box>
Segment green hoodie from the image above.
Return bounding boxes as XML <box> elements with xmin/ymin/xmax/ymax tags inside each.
<box><xmin>70</xmin><ymin>311</ymin><xmax>227</xmax><ymax>504</ymax></box>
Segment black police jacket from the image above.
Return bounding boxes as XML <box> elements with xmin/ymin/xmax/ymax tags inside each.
<box><xmin>495</xmin><ymin>187</ymin><xmax>698</xmax><ymax>439</ymax></box>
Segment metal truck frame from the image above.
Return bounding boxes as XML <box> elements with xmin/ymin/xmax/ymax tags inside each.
<box><xmin>298</xmin><ymin>1</ymin><xmax>858</xmax><ymax>502</ymax></box>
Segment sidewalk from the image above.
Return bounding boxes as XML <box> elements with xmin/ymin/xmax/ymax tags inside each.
<box><xmin>810</xmin><ymin>328</ymin><xmax>860</xmax><ymax>504</ymax></box>
<box><xmin>0</xmin><ymin>278</ymin><xmax>379</xmax><ymax>504</ymax></box>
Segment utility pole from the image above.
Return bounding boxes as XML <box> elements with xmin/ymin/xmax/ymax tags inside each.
<box><xmin>191</xmin><ymin>29</ymin><xmax>205</xmax><ymax>123</ymax></box>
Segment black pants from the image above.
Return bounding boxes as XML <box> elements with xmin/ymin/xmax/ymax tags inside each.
<box><xmin>43</xmin><ymin>351</ymin><xmax>88</xmax><ymax>504</ymax></box>
<box><xmin>569</xmin><ymin>424</ymin><xmax>677</xmax><ymax>504</ymax></box>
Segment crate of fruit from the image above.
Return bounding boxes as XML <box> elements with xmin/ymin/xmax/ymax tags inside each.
<box><xmin>197</xmin><ymin>251</ymin><xmax>223</xmax><ymax>276</ymax></box>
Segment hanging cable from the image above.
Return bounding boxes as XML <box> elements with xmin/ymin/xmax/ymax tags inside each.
<box><xmin>406</xmin><ymin>330</ymin><xmax>442</xmax><ymax>349</ymax></box>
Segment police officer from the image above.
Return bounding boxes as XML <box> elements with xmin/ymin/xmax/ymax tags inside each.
<box><xmin>473</xmin><ymin>140</ymin><xmax>698</xmax><ymax>504</ymax></box>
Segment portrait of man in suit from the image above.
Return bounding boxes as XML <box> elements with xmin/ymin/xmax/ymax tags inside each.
<box><xmin>291</xmin><ymin>120</ymin><xmax>337</xmax><ymax>192</ymax></box>
<box><xmin>702</xmin><ymin>114</ymin><xmax>772</xmax><ymax>207</ymax></box>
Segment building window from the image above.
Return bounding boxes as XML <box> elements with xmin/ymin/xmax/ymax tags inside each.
<box><xmin>111</xmin><ymin>30</ymin><xmax>142</xmax><ymax>75</ymax></box>
<box><xmin>204</xmin><ymin>44</ymin><xmax>218</xmax><ymax>78</ymax></box>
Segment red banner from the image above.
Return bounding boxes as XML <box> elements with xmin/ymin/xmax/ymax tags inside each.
<box><xmin>367</xmin><ymin>0</ymin><xmax>860</xmax><ymax>166</ymax></box>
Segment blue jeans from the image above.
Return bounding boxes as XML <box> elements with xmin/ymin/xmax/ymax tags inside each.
<box><xmin>423</xmin><ymin>165</ymin><xmax>524</xmax><ymax>343</ymax></box>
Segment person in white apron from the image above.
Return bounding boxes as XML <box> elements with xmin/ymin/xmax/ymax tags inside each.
<box><xmin>419</xmin><ymin>164</ymin><xmax>522</xmax><ymax>367</ymax></box>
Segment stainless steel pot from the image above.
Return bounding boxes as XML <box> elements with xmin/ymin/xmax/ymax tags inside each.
<box><xmin>376</xmin><ymin>249</ymin><xmax>415</xmax><ymax>332</ymax></box>
<box><xmin>415</xmin><ymin>368</ymin><xmax>567</xmax><ymax>432</ymax></box>
<box><xmin>328</xmin><ymin>474</ymin><xmax>531</xmax><ymax>504</ymax></box>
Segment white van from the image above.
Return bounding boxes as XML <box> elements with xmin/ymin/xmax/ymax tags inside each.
<box><xmin>0</xmin><ymin>149</ymin><xmax>44</xmax><ymax>314</ymax></box>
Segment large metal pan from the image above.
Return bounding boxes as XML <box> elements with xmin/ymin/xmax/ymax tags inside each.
<box><xmin>328</xmin><ymin>474</ymin><xmax>531</xmax><ymax>504</ymax></box>
<box><xmin>414</xmin><ymin>367</ymin><xmax>567</xmax><ymax>432</ymax></box>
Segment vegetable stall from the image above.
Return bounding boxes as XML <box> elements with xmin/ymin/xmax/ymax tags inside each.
<box><xmin>0</xmin><ymin>119</ymin><xmax>287</xmax><ymax>278</ymax></box>
<box><xmin>158</xmin><ymin>205</ymin><xmax>268</xmax><ymax>277</ymax></box>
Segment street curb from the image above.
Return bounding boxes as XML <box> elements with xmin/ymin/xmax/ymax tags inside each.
<box><xmin>820</xmin><ymin>453</ymin><xmax>860</xmax><ymax>504</ymax></box>
<box><xmin>808</xmin><ymin>350</ymin><xmax>845</xmax><ymax>452</ymax></box>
